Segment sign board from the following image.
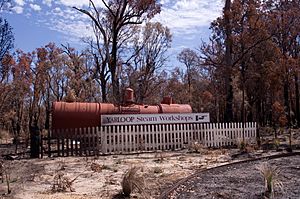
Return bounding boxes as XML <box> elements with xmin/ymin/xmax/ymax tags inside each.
<box><xmin>101</xmin><ymin>113</ymin><xmax>210</xmax><ymax>126</ymax></box>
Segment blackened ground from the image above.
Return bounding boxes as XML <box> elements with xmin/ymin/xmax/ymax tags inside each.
<box><xmin>168</xmin><ymin>155</ymin><xmax>300</xmax><ymax>199</ymax></box>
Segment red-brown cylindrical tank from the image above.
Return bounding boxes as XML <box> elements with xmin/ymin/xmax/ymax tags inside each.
<box><xmin>52</xmin><ymin>102</ymin><xmax>101</xmax><ymax>130</ymax></box>
<box><xmin>159</xmin><ymin>104</ymin><xmax>192</xmax><ymax>113</ymax></box>
<box><xmin>99</xmin><ymin>103</ymin><xmax>119</xmax><ymax>114</ymax></box>
<box><xmin>140</xmin><ymin>105</ymin><xmax>160</xmax><ymax>114</ymax></box>
<box><xmin>159</xmin><ymin>96</ymin><xmax>192</xmax><ymax>113</ymax></box>
<box><xmin>52</xmin><ymin>93</ymin><xmax>192</xmax><ymax>130</ymax></box>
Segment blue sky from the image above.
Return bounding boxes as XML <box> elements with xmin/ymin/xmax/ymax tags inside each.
<box><xmin>3</xmin><ymin>0</ymin><xmax>223</xmax><ymax>67</ymax></box>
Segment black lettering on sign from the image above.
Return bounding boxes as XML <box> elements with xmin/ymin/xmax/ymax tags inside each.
<box><xmin>119</xmin><ymin>117</ymin><xmax>134</xmax><ymax>123</ymax></box>
<box><xmin>106</xmin><ymin>117</ymin><xmax>113</xmax><ymax>123</ymax></box>
<box><xmin>196</xmin><ymin>115</ymin><xmax>207</xmax><ymax>121</ymax></box>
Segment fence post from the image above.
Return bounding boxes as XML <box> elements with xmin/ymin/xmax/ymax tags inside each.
<box><xmin>101</xmin><ymin>126</ymin><xmax>106</xmax><ymax>154</ymax></box>
<box><xmin>74</xmin><ymin>128</ymin><xmax>78</xmax><ymax>156</ymax></box>
<box><xmin>40</xmin><ymin>134</ymin><xmax>43</xmax><ymax>158</ymax></box>
<box><xmin>48</xmin><ymin>129</ymin><xmax>51</xmax><ymax>157</ymax></box>
<box><xmin>66</xmin><ymin>129</ymin><xmax>69</xmax><ymax>156</ymax></box>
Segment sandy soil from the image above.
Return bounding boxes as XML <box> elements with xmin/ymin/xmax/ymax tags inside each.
<box><xmin>0</xmin><ymin>149</ymin><xmax>236</xmax><ymax>199</ymax></box>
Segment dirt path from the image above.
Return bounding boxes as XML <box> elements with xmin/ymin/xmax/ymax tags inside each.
<box><xmin>166</xmin><ymin>155</ymin><xmax>300</xmax><ymax>199</ymax></box>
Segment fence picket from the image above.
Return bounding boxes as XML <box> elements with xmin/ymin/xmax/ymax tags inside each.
<box><xmin>48</xmin><ymin>122</ymin><xmax>257</xmax><ymax>156</ymax></box>
<box><xmin>180</xmin><ymin>124</ymin><xmax>184</xmax><ymax>149</ymax></box>
<box><xmin>185</xmin><ymin>124</ymin><xmax>189</xmax><ymax>147</ymax></box>
<box><xmin>160</xmin><ymin>125</ymin><xmax>164</xmax><ymax>150</ymax></box>
<box><xmin>205</xmin><ymin>123</ymin><xmax>209</xmax><ymax>147</ymax></box>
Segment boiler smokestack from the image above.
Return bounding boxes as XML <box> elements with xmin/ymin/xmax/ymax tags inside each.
<box><xmin>124</xmin><ymin>88</ymin><xmax>134</xmax><ymax>103</ymax></box>
<box><xmin>161</xmin><ymin>96</ymin><xmax>173</xmax><ymax>105</ymax></box>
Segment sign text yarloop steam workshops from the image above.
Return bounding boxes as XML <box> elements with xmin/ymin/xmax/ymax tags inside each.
<box><xmin>101</xmin><ymin>113</ymin><xmax>210</xmax><ymax>126</ymax></box>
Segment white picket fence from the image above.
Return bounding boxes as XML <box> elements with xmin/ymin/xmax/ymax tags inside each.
<box><xmin>49</xmin><ymin>122</ymin><xmax>257</xmax><ymax>156</ymax></box>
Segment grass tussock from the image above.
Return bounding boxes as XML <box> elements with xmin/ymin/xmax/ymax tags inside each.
<box><xmin>189</xmin><ymin>141</ymin><xmax>206</xmax><ymax>153</ymax></box>
<box><xmin>257</xmin><ymin>162</ymin><xmax>283</xmax><ymax>198</ymax></box>
<box><xmin>51</xmin><ymin>171</ymin><xmax>81</xmax><ymax>192</ymax></box>
<box><xmin>51</xmin><ymin>162</ymin><xmax>81</xmax><ymax>193</ymax></box>
<box><xmin>236</xmin><ymin>138</ymin><xmax>247</xmax><ymax>152</ymax></box>
<box><xmin>121</xmin><ymin>167</ymin><xmax>147</xmax><ymax>198</ymax></box>
<box><xmin>90</xmin><ymin>162</ymin><xmax>105</xmax><ymax>172</ymax></box>
<box><xmin>236</xmin><ymin>138</ymin><xmax>256</xmax><ymax>153</ymax></box>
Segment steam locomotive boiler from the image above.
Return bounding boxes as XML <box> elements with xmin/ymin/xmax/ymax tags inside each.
<box><xmin>52</xmin><ymin>88</ymin><xmax>192</xmax><ymax>130</ymax></box>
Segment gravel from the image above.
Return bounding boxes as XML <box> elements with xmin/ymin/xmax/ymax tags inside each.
<box><xmin>168</xmin><ymin>155</ymin><xmax>300</xmax><ymax>199</ymax></box>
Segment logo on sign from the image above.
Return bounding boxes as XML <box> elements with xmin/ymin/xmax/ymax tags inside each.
<box><xmin>196</xmin><ymin>115</ymin><xmax>207</xmax><ymax>121</ymax></box>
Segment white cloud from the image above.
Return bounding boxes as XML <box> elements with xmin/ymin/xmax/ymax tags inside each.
<box><xmin>42</xmin><ymin>0</ymin><xmax>52</xmax><ymax>7</ymax></box>
<box><xmin>58</xmin><ymin>0</ymin><xmax>90</xmax><ymax>7</ymax></box>
<box><xmin>155</xmin><ymin>0</ymin><xmax>223</xmax><ymax>35</ymax></box>
<box><xmin>52</xmin><ymin>7</ymin><xmax>63</xmax><ymax>12</ymax></box>
<box><xmin>58</xmin><ymin>0</ymin><xmax>105</xmax><ymax>8</ymax></box>
<box><xmin>30</xmin><ymin>3</ymin><xmax>41</xmax><ymax>11</ymax></box>
<box><xmin>15</xmin><ymin>0</ymin><xmax>25</xmax><ymax>6</ymax></box>
<box><xmin>40</xmin><ymin>6</ymin><xmax>92</xmax><ymax>44</ymax></box>
<box><xmin>49</xmin><ymin>19</ymin><xmax>93</xmax><ymax>39</ymax></box>
<box><xmin>160</xmin><ymin>0</ymin><xmax>171</xmax><ymax>5</ymax></box>
<box><xmin>12</xmin><ymin>6</ymin><xmax>23</xmax><ymax>14</ymax></box>
<box><xmin>53</xmin><ymin>7</ymin><xmax>61</xmax><ymax>12</ymax></box>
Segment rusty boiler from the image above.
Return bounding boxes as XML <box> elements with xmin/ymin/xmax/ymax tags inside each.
<box><xmin>52</xmin><ymin>88</ymin><xmax>192</xmax><ymax>130</ymax></box>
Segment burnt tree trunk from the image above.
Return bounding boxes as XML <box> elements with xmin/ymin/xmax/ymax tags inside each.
<box><xmin>30</xmin><ymin>124</ymin><xmax>40</xmax><ymax>158</ymax></box>
<box><xmin>284</xmin><ymin>72</ymin><xmax>291</xmax><ymax>127</ymax></box>
<box><xmin>294</xmin><ymin>58</ymin><xmax>299</xmax><ymax>127</ymax></box>
<box><xmin>224</xmin><ymin>0</ymin><xmax>233</xmax><ymax>122</ymax></box>
<box><xmin>110</xmin><ymin>17</ymin><xmax>121</xmax><ymax>103</ymax></box>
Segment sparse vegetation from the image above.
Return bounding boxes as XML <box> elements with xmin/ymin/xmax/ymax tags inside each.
<box><xmin>90</xmin><ymin>162</ymin><xmax>102</xmax><ymax>172</ymax></box>
<box><xmin>288</xmin><ymin>129</ymin><xmax>293</xmax><ymax>152</ymax></box>
<box><xmin>178</xmin><ymin>156</ymin><xmax>187</xmax><ymax>161</ymax></box>
<box><xmin>0</xmin><ymin>160</ymin><xmax>11</xmax><ymax>194</ymax></box>
<box><xmin>236</xmin><ymin>138</ymin><xmax>247</xmax><ymax>152</ymax></box>
<box><xmin>90</xmin><ymin>162</ymin><xmax>114</xmax><ymax>172</ymax></box>
<box><xmin>52</xmin><ymin>171</ymin><xmax>74</xmax><ymax>192</ymax></box>
<box><xmin>115</xmin><ymin>159</ymin><xmax>122</xmax><ymax>164</ymax></box>
<box><xmin>0</xmin><ymin>142</ymin><xmax>299</xmax><ymax>199</ymax></box>
<box><xmin>153</xmin><ymin>167</ymin><xmax>163</xmax><ymax>174</ymax></box>
<box><xmin>257</xmin><ymin>162</ymin><xmax>283</xmax><ymax>198</ymax></box>
<box><xmin>121</xmin><ymin>167</ymin><xmax>147</xmax><ymax>198</ymax></box>
<box><xmin>0</xmin><ymin>160</ymin><xmax>3</xmax><ymax>183</ymax></box>
<box><xmin>58</xmin><ymin>160</ymin><xmax>66</xmax><ymax>171</ymax></box>
<box><xmin>189</xmin><ymin>141</ymin><xmax>205</xmax><ymax>153</ymax></box>
<box><xmin>0</xmin><ymin>130</ymin><xmax>11</xmax><ymax>144</ymax></box>
<box><xmin>51</xmin><ymin>160</ymin><xmax>82</xmax><ymax>193</ymax></box>
<box><xmin>51</xmin><ymin>171</ymin><xmax>81</xmax><ymax>192</ymax></box>
<box><xmin>101</xmin><ymin>164</ymin><xmax>111</xmax><ymax>170</ymax></box>
<box><xmin>154</xmin><ymin>152</ymin><xmax>166</xmax><ymax>163</ymax></box>
<box><xmin>273</xmin><ymin>138</ymin><xmax>280</xmax><ymax>151</ymax></box>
